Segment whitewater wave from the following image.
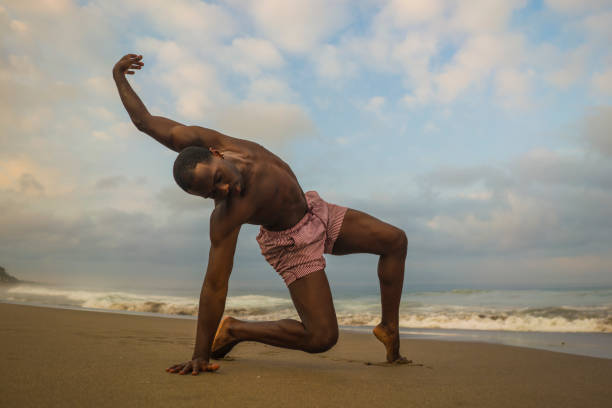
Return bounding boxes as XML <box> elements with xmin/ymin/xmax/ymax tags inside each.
<box><xmin>2</xmin><ymin>284</ymin><xmax>611</xmax><ymax>333</ymax></box>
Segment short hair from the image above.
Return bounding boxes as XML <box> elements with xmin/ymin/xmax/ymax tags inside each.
<box><xmin>173</xmin><ymin>146</ymin><xmax>212</xmax><ymax>192</ymax></box>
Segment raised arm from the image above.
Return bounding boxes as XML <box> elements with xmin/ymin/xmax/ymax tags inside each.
<box><xmin>112</xmin><ymin>54</ymin><xmax>223</xmax><ymax>152</ymax></box>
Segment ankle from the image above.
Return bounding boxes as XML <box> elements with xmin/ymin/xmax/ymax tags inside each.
<box><xmin>378</xmin><ymin>322</ymin><xmax>399</xmax><ymax>333</ymax></box>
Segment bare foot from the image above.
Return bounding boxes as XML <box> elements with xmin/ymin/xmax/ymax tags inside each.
<box><xmin>373</xmin><ymin>323</ymin><xmax>410</xmax><ymax>364</ymax></box>
<box><xmin>211</xmin><ymin>316</ymin><xmax>239</xmax><ymax>360</ymax></box>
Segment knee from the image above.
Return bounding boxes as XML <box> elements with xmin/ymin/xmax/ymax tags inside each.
<box><xmin>386</xmin><ymin>228</ymin><xmax>408</xmax><ymax>256</ymax></box>
<box><xmin>304</xmin><ymin>326</ymin><xmax>338</xmax><ymax>354</ymax></box>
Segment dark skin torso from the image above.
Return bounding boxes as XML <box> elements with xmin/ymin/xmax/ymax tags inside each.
<box><xmin>210</xmin><ymin>133</ymin><xmax>308</xmax><ymax>232</ymax></box>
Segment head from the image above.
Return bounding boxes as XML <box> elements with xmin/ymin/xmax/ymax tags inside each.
<box><xmin>173</xmin><ymin>146</ymin><xmax>242</xmax><ymax>199</ymax></box>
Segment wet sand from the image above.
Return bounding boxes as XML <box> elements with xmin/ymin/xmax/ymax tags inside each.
<box><xmin>1</xmin><ymin>303</ymin><xmax>611</xmax><ymax>407</ymax></box>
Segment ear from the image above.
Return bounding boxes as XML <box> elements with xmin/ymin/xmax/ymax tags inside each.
<box><xmin>208</xmin><ymin>147</ymin><xmax>224</xmax><ymax>159</ymax></box>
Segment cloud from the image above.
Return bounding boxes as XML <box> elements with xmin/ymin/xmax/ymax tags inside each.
<box><xmin>311</xmin><ymin>44</ymin><xmax>357</xmax><ymax>81</ymax></box>
<box><xmin>0</xmin><ymin>198</ymin><xmax>205</xmax><ymax>266</ymax></box>
<box><xmin>545</xmin><ymin>46</ymin><xmax>589</xmax><ymax>89</ymax></box>
<box><xmin>544</xmin><ymin>0</ymin><xmax>611</xmax><ymax>14</ymax></box>
<box><xmin>513</xmin><ymin>147</ymin><xmax>612</xmax><ymax>190</ymax></box>
<box><xmin>213</xmin><ymin>101</ymin><xmax>315</xmax><ymax>145</ymax></box>
<box><xmin>85</xmin><ymin>76</ymin><xmax>117</xmax><ymax>99</ymax></box>
<box><xmin>236</xmin><ymin>0</ymin><xmax>351</xmax><ymax>53</ymax></box>
<box><xmin>364</xmin><ymin>96</ymin><xmax>386</xmax><ymax>114</ymax></box>
<box><xmin>435</xmin><ymin>33</ymin><xmax>526</xmax><ymax>103</ymax></box>
<box><xmin>420</xmin><ymin>165</ymin><xmax>513</xmax><ymax>191</ymax></box>
<box><xmin>136</xmin><ymin>38</ymin><xmax>232</xmax><ymax>121</ymax></box>
<box><xmin>247</xmin><ymin>77</ymin><xmax>296</xmax><ymax>102</ymax></box>
<box><xmin>156</xmin><ymin>185</ymin><xmax>213</xmax><ymax>213</ymax></box>
<box><xmin>4</xmin><ymin>0</ymin><xmax>74</xmax><ymax>14</ymax></box>
<box><xmin>223</xmin><ymin>37</ymin><xmax>285</xmax><ymax>78</ymax></box>
<box><xmin>9</xmin><ymin>19</ymin><xmax>28</xmax><ymax>33</ymax></box>
<box><xmin>100</xmin><ymin>0</ymin><xmax>236</xmax><ymax>47</ymax></box>
<box><xmin>581</xmin><ymin>106</ymin><xmax>612</xmax><ymax>156</ymax></box>
<box><xmin>393</xmin><ymin>32</ymin><xmax>438</xmax><ymax>101</ymax></box>
<box><xmin>577</xmin><ymin>11</ymin><xmax>612</xmax><ymax>39</ymax></box>
<box><xmin>320</xmin><ymin>0</ymin><xmax>538</xmax><ymax>110</ymax></box>
<box><xmin>1</xmin><ymin>0</ymin><xmax>611</xmax><ymax>289</ymax></box>
<box><xmin>425</xmin><ymin>192</ymin><xmax>560</xmax><ymax>252</ymax></box>
<box><xmin>0</xmin><ymin>157</ymin><xmax>64</xmax><ymax>194</ymax></box>
<box><xmin>374</xmin><ymin>0</ymin><xmax>444</xmax><ymax>27</ymax></box>
<box><xmin>423</xmin><ymin>121</ymin><xmax>440</xmax><ymax>133</ymax></box>
<box><xmin>0</xmin><ymin>54</ymin><xmax>80</xmax><ymax>147</ymax></box>
<box><xmin>18</xmin><ymin>173</ymin><xmax>44</xmax><ymax>194</ymax></box>
<box><xmin>451</xmin><ymin>0</ymin><xmax>527</xmax><ymax>33</ymax></box>
<box><xmin>399</xmin><ymin>106</ymin><xmax>612</xmax><ymax>270</ymax></box>
<box><xmin>94</xmin><ymin>176</ymin><xmax>126</xmax><ymax>190</ymax></box>
<box><xmin>495</xmin><ymin>68</ymin><xmax>533</xmax><ymax>109</ymax></box>
<box><xmin>591</xmin><ymin>68</ymin><xmax>612</xmax><ymax>95</ymax></box>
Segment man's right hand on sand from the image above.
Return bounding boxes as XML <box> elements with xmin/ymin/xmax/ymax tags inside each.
<box><xmin>166</xmin><ymin>358</ymin><xmax>220</xmax><ymax>376</ymax></box>
<box><xmin>113</xmin><ymin>54</ymin><xmax>143</xmax><ymax>76</ymax></box>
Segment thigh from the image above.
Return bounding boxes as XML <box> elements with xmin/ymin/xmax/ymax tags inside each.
<box><xmin>288</xmin><ymin>270</ymin><xmax>337</xmax><ymax>332</ymax></box>
<box><xmin>332</xmin><ymin>208</ymin><xmax>401</xmax><ymax>255</ymax></box>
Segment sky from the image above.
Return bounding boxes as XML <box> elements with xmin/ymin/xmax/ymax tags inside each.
<box><xmin>1</xmin><ymin>0</ymin><xmax>611</xmax><ymax>294</ymax></box>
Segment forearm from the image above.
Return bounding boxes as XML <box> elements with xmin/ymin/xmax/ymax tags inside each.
<box><xmin>192</xmin><ymin>281</ymin><xmax>228</xmax><ymax>360</ymax></box>
<box><xmin>112</xmin><ymin>70</ymin><xmax>151</xmax><ymax>130</ymax></box>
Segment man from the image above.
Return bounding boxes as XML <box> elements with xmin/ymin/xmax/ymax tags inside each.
<box><xmin>113</xmin><ymin>54</ymin><xmax>408</xmax><ymax>375</ymax></box>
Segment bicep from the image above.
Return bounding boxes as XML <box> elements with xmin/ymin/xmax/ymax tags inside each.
<box><xmin>171</xmin><ymin>126</ymin><xmax>224</xmax><ymax>151</ymax></box>
<box><xmin>138</xmin><ymin>115</ymin><xmax>184</xmax><ymax>151</ymax></box>
<box><xmin>141</xmin><ymin>114</ymin><xmax>226</xmax><ymax>152</ymax></box>
<box><xmin>205</xmin><ymin>198</ymin><xmax>255</xmax><ymax>285</ymax></box>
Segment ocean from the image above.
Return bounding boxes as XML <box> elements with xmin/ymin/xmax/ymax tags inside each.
<box><xmin>2</xmin><ymin>283</ymin><xmax>610</xmax><ymax>359</ymax></box>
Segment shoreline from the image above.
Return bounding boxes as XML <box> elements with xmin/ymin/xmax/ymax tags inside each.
<box><xmin>2</xmin><ymin>299</ymin><xmax>610</xmax><ymax>360</ymax></box>
<box><xmin>2</xmin><ymin>302</ymin><xmax>612</xmax><ymax>407</ymax></box>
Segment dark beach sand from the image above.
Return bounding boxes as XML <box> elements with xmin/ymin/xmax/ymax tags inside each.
<box><xmin>1</xmin><ymin>303</ymin><xmax>611</xmax><ymax>408</ymax></box>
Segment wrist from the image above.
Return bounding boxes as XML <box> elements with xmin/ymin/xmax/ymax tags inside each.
<box><xmin>112</xmin><ymin>67</ymin><xmax>124</xmax><ymax>80</ymax></box>
<box><xmin>191</xmin><ymin>351</ymin><xmax>209</xmax><ymax>361</ymax></box>
<box><xmin>192</xmin><ymin>341</ymin><xmax>211</xmax><ymax>361</ymax></box>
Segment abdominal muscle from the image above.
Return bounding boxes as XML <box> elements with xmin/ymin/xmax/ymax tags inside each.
<box><xmin>246</xmin><ymin>165</ymin><xmax>308</xmax><ymax>231</ymax></box>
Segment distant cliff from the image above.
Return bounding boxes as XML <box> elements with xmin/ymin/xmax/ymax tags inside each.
<box><xmin>0</xmin><ymin>266</ymin><xmax>20</xmax><ymax>284</ymax></box>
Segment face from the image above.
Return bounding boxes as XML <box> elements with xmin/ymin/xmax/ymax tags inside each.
<box><xmin>187</xmin><ymin>157</ymin><xmax>242</xmax><ymax>200</ymax></box>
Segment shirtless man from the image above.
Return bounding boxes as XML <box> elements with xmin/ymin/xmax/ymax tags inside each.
<box><xmin>113</xmin><ymin>54</ymin><xmax>408</xmax><ymax>375</ymax></box>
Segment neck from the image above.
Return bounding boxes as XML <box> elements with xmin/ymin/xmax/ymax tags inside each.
<box><xmin>224</xmin><ymin>151</ymin><xmax>252</xmax><ymax>193</ymax></box>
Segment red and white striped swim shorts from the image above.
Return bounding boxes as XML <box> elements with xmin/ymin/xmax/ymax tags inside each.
<box><xmin>256</xmin><ymin>191</ymin><xmax>348</xmax><ymax>286</ymax></box>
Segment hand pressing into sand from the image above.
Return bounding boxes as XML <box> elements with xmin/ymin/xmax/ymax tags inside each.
<box><xmin>113</xmin><ymin>54</ymin><xmax>144</xmax><ymax>76</ymax></box>
<box><xmin>166</xmin><ymin>358</ymin><xmax>220</xmax><ymax>376</ymax></box>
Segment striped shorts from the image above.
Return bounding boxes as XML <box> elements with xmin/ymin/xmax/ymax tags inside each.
<box><xmin>256</xmin><ymin>191</ymin><xmax>347</xmax><ymax>286</ymax></box>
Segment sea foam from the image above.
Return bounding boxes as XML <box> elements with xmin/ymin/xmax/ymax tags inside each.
<box><xmin>2</xmin><ymin>284</ymin><xmax>611</xmax><ymax>333</ymax></box>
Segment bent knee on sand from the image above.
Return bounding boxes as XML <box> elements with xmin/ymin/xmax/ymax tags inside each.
<box><xmin>302</xmin><ymin>327</ymin><xmax>339</xmax><ymax>353</ymax></box>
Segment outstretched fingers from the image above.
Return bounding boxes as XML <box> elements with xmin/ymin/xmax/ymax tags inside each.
<box><xmin>166</xmin><ymin>363</ymin><xmax>185</xmax><ymax>373</ymax></box>
<box><xmin>126</xmin><ymin>56</ymin><xmax>143</xmax><ymax>75</ymax></box>
<box><xmin>117</xmin><ymin>54</ymin><xmax>144</xmax><ymax>75</ymax></box>
<box><xmin>179</xmin><ymin>362</ymin><xmax>193</xmax><ymax>375</ymax></box>
<box><xmin>166</xmin><ymin>360</ymin><xmax>220</xmax><ymax>376</ymax></box>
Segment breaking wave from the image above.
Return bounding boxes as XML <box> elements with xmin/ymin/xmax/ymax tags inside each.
<box><xmin>2</xmin><ymin>284</ymin><xmax>611</xmax><ymax>333</ymax></box>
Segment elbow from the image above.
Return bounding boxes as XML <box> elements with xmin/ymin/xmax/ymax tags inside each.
<box><xmin>133</xmin><ymin>118</ymin><xmax>148</xmax><ymax>132</ymax></box>
<box><xmin>131</xmin><ymin>113</ymin><xmax>152</xmax><ymax>132</ymax></box>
